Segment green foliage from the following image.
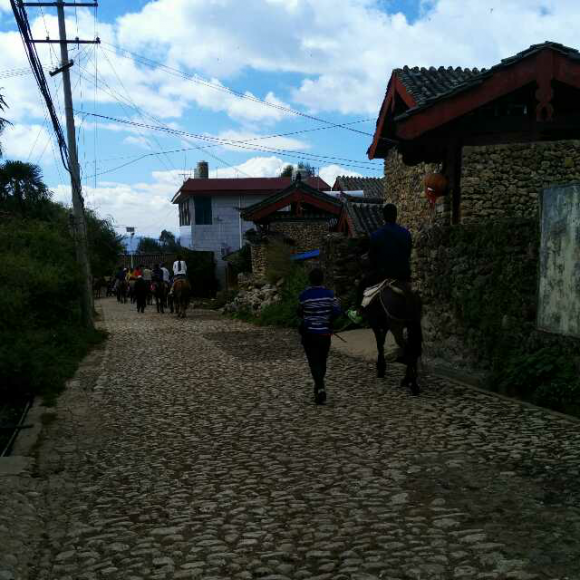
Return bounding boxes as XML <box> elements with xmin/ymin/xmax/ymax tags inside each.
<box><xmin>0</xmin><ymin>91</ymin><xmax>7</xmax><ymax>155</ymax></box>
<box><xmin>0</xmin><ymin>160</ymin><xmax>52</xmax><ymax>217</ymax></box>
<box><xmin>137</xmin><ymin>236</ymin><xmax>162</xmax><ymax>253</ymax></box>
<box><xmin>496</xmin><ymin>346</ymin><xmax>580</xmax><ymax>413</ymax></box>
<box><xmin>280</xmin><ymin>164</ymin><xmax>294</xmax><ymax>177</ymax></box>
<box><xmin>265</xmin><ymin>240</ymin><xmax>294</xmax><ymax>284</ymax></box>
<box><xmin>159</xmin><ymin>229</ymin><xmax>181</xmax><ymax>253</ymax></box>
<box><xmin>429</xmin><ymin>219</ymin><xmax>580</xmax><ymax>416</ymax></box>
<box><xmin>0</xmin><ymin>218</ymin><xmax>106</xmax><ymax>402</ymax></box>
<box><xmin>228</xmin><ymin>244</ymin><xmax>252</xmax><ymax>276</ymax></box>
<box><xmin>259</xmin><ymin>265</ymin><xmax>308</xmax><ymax>328</ymax></box>
<box><xmin>85</xmin><ymin>209</ymin><xmax>124</xmax><ymax>277</ymax></box>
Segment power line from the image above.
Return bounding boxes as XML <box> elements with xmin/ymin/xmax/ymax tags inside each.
<box><xmin>76</xmin><ymin>111</ymin><xmax>382</xmax><ymax>172</ymax></box>
<box><xmin>102</xmin><ymin>43</ymin><xmax>388</xmax><ymax>141</ymax></box>
<box><xmin>77</xmin><ymin>55</ymin><xmax>253</xmax><ymax>178</ymax></box>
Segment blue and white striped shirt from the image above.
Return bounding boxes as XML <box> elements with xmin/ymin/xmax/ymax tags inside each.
<box><xmin>299</xmin><ymin>286</ymin><xmax>341</xmax><ymax>335</ymax></box>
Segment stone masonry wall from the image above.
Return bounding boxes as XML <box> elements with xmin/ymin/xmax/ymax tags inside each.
<box><xmin>384</xmin><ymin>148</ymin><xmax>449</xmax><ymax>234</ymax></box>
<box><xmin>249</xmin><ymin>221</ymin><xmax>331</xmax><ymax>281</ymax></box>
<box><xmin>250</xmin><ymin>244</ymin><xmax>266</xmax><ymax>280</ymax></box>
<box><xmin>269</xmin><ymin>221</ymin><xmax>330</xmax><ymax>254</ymax></box>
<box><xmin>461</xmin><ymin>140</ymin><xmax>580</xmax><ymax>223</ymax></box>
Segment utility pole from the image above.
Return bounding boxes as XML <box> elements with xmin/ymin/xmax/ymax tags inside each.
<box><xmin>23</xmin><ymin>1</ymin><xmax>100</xmax><ymax>329</ymax></box>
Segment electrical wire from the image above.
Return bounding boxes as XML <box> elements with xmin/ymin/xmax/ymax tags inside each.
<box><xmin>76</xmin><ymin>111</ymin><xmax>382</xmax><ymax>172</ymax></box>
<box><xmin>102</xmin><ymin>43</ymin><xmax>386</xmax><ymax>141</ymax></box>
<box><xmin>10</xmin><ymin>0</ymin><xmax>71</xmax><ymax>173</ymax></box>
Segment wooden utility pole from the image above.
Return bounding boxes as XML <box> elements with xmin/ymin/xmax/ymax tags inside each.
<box><xmin>24</xmin><ymin>1</ymin><xmax>100</xmax><ymax>329</ymax></box>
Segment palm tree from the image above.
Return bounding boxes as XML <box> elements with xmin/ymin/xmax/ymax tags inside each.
<box><xmin>0</xmin><ymin>91</ymin><xmax>9</xmax><ymax>157</ymax></box>
<box><xmin>0</xmin><ymin>160</ymin><xmax>51</xmax><ymax>215</ymax></box>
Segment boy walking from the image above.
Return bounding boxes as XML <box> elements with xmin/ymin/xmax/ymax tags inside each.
<box><xmin>298</xmin><ymin>268</ymin><xmax>341</xmax><ymax>405</ymax></box>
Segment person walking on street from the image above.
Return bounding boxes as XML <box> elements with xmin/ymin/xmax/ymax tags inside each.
<box><xmin>298</xmin><ymin>268</ymin><xmax>341</xmax><ymax>405</ymax></box>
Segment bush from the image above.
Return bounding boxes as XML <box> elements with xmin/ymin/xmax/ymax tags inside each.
<box><xmin>494</xmin><ymin>346</ymin><xmax>580</xmax><ymax>414</ymax></box>
<box><xmin>0</xmin><ymin>218</ymin><xmax>106</xmax><ymax>403</ymax></box>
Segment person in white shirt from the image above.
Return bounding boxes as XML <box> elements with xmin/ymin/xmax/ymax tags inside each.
<box><xmin>160</xmin><ymin>263</ymin><xmax>171</xmax><ymax>284</ymax></box>
<box><xmin>170</xmin><ymin>255</ymin><xmax>187</xmax><ymax>296</ymax></box>
<box><xmin>173</xmin><ymin>255</ymin><xmax>187</xmax><ymax>279</ymax></box>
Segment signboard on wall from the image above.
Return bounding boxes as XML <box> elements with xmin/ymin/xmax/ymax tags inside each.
<box><xmin>538</xmin><ymin>184</ymin><xmax>580</xmax><ymax>337</ymax></box>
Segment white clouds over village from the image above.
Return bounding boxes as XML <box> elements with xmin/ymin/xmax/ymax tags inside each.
<box><xmin>3</xmin><ymin>0</ymin><xmax>580</xmax><ymax>235</ymax></box>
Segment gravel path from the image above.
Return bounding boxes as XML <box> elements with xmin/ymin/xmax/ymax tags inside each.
<box><xmin>3</xmin><ymin>298</ymin><xmax>580</xmax><ymax>580</ymax></box>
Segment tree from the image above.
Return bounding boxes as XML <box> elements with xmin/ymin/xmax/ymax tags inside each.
<box><xmin>0</xmin><ymin>160</ymin><xmax>51</xmax><ymax>216</ymax></box>
<box><xmin>159</xmin><ymin>229</ymin><xmax>181</xmax><ymax>252</ymax></box>
<box><xmin>280</xmin><ymin>164</ymin><xmax>294</xmax><ymax>178</ymax></box>
<box><xmin>85</xmin><ymin>210</ymin><xmax>124</xmax><ymax>277</ymax></box>
<box><xmin>297</xmin><ymin>162</ymin><xmax>315</xmax><ymax>177</ymax></box>
<box><xmin>137</xmin><ymin>236</ymin><xmax>162</xmax><ymax>253</ymax></box>
<box><xmin>0</xmin><ymin>91</ymin><xmax>8</xmax><ymax>157</ymax></box>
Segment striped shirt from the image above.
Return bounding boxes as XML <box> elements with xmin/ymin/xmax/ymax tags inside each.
<box><xmin>299</xmin><ymin>286</ymin><xmax>341</xmax><ymax>335</ymax></box>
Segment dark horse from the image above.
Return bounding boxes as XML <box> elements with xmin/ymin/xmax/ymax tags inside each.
<box><xmin>173</xmin><ymin>278</ymin><xmax>191</xmax><ymax>318</ymax></box>
<box><xmin>152</xmin><ymin>280</ymin><xmax>167</xmax><ymax>313</ymax></box>
<box><xmin>116</xmin><ymin>279</ymin><xmax>128</xmax><ymax>304</ymax></box>
<box><xmin>364</xmin><ymin>281</ymin><xmax>423</xmax><ymax>395</ymax></box>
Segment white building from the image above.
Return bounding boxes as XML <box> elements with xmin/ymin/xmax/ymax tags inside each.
<box><xmin>172</xmin><ymin>162</ymin><xmax>329</xmax><ymax>287</ymax></box>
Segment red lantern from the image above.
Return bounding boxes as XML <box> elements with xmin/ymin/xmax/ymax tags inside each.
<box><xmin>424</xmin><ymin>173</ymin><xmax>448</xmax><ymax>205</ymax></box>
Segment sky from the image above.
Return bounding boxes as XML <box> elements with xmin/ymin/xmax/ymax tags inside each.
<box><xmin>1</xmin><ymin>0</ymin><xmax>580</xmax><ymax>239</ymax></box>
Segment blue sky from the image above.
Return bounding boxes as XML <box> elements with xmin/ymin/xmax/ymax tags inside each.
<box><xmin>1</xmin><ymin>0</ymin><xmax>579</xmax><ymax>237</ymax></box>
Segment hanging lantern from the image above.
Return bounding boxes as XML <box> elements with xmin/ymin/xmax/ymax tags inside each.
<box><xmin>424</xmin><ymin>173</ymin><xmax>448</xmax><ymax>205</ymax></box>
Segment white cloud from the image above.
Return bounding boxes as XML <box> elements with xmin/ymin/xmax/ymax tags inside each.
<box><xmin>52</xmin><ymin>171</ymin><xmax>182</xmax><ymax>237</ymax></box>
<box><xmin>319</xmin><ymin>164</ymin><xmax>361</xmax><ymax>188</ymax></box>
<box><xmin>1</xmin><ymin>123</ymin><xmax>53</xmax><ymax>164</ymax></box>
<box><xmin>112</xmin><ymin>0</ymin><xmax>580</xmax><ymax>115</ymax></box>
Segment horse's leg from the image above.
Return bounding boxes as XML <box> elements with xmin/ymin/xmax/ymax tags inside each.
<box><xmin>403</xmin><ymin>360</ymin><xmax>420</xmax><ymax>396</ymax></box>
<box><xmin>372</xmin><ymin>325</ymin><xmax>387</xmax><ymax>378</ymax></box>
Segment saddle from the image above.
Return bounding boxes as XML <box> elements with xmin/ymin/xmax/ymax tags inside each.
<box><xmin>361</xmin><ymin>278</ymin><xmax>404</xmax><ymax>308</ymax></box>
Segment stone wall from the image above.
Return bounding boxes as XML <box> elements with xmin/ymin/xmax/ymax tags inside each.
<box><xmin>461</xmin><ymin>140</ymin><xmax>580</xmax><ymax>223</ymax></box>
<box><xmin>383</xmin><ymin>149</ymin><xmax>448</xmax><ymax>233</ymax></box>
<box><xmin>250</xmin><ymin>244</ymin><xmax>266</xmax><ymax>280</ymax></box>
<box><xmin>269</xmin><ymin>221</ymin><xmax>330</xmax><ymax>254</ymax></box>
<box><xmin>250</xmin><ymin>221</ymin><xmax>332</xmax><ymax>281</ymax></box>
<box><xmin>321</xmin><ymin>234</ymin><xmax>368</xmax><ymax>307</ymax></box>
<box><xmin>412</xmin><ymin>220</ymin><xmax>579</xmax><ymax>376</ymax></box>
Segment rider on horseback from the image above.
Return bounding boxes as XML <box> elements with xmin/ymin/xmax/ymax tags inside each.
<box><xmin>169</xmin><ymin>255</ymin><xmax>187</xmax><ymax>296</ymax></box>
<box><xmin>347</xmin><ymin>203</ymin><xmax>412</xmax><ymax>324</ymax></box>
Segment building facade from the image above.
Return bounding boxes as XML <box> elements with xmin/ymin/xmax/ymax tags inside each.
<box><xmin>172</xmin><ymin>165</ymin><xmax>330</xmax><ymax>286</ymax></box>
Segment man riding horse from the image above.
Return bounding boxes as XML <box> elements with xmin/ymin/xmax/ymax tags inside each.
<box><xmin>347</xmin><ymin>203</ymin><xmax>412</xmax><ymax>324</ymax></box>
<box><xmin>347</xmin><ymin>203</ymin><xmax>422</xmax><ymax>394</ymax></box>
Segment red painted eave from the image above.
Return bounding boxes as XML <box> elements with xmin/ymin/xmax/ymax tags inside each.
<box><xmin>368</xmin><ymin>73</ymin><xmax>416</xmax><ymax>160</ymax></box>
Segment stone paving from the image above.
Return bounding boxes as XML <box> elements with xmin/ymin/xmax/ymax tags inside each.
<box><xmin>2</xmin><ymin>297</ymin><xmax>580</xmax><ymax>580</ymax></box>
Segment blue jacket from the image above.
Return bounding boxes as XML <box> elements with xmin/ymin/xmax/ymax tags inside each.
<box><xmin>299</xmin><ymin>286</ymin><xmax>341</xmax><ymax>335</ymax></box>
<box><xmin>369</xmin><ymin>222</ymin><xmax>412</xmax><ymax>280</ymax></box>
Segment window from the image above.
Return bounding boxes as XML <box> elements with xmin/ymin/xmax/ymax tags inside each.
<box><xmin>195</xmin><ymin>197</ymin><xmax>212</xmax><ymax>225</ymax></box>
<box><xmin>179</xmin><ymin>200</ymin><xmax>190</xmax><ymax>226</ymax></box>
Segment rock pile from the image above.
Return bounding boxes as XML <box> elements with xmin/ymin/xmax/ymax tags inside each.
<box><xmin>222</xmin><ymin>274</ymin><xmax>283</xmax><ymax>315</ymax></box>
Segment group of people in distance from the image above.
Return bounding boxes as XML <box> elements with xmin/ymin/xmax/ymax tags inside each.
<box><xmin>113</xmin><ymin>256</ymin><xmax>188</xmax><ymax>313</ymax></box>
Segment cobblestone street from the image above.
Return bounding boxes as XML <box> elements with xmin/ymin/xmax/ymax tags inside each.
<box><xmin>3</xmin><ymin>298</ymin><xmax>580</xmax><ymax>580</ymax></box>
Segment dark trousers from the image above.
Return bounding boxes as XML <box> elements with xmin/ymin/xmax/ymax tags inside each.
<box><xmin>301</xmin><ymin>333</ymin><xmax>331</xmax><ymax>389</ymax></box>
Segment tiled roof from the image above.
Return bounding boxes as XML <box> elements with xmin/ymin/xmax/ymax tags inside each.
<box><xmin>172</xmin><ymin>176</ymin><xmax>330</xmax><ymax>203</ymax></box>
<box><xmin>241</xmin><ymin>178</ymin><xmax>341</xmax><ymax>221</ymax></box>
<box><xmin>332</xmin><ymin>176</ymin><xmax>385</xmax><ymax>198</ymax></box>
<box><xmin>342</xmin><ymin>198</ymin><xmax>384</xmax><ymax>236</ymax></box>
<box><xmin>395</xmin><ymin>42</ymin><xmax>580</xmax><ymax>120</ymax></box>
